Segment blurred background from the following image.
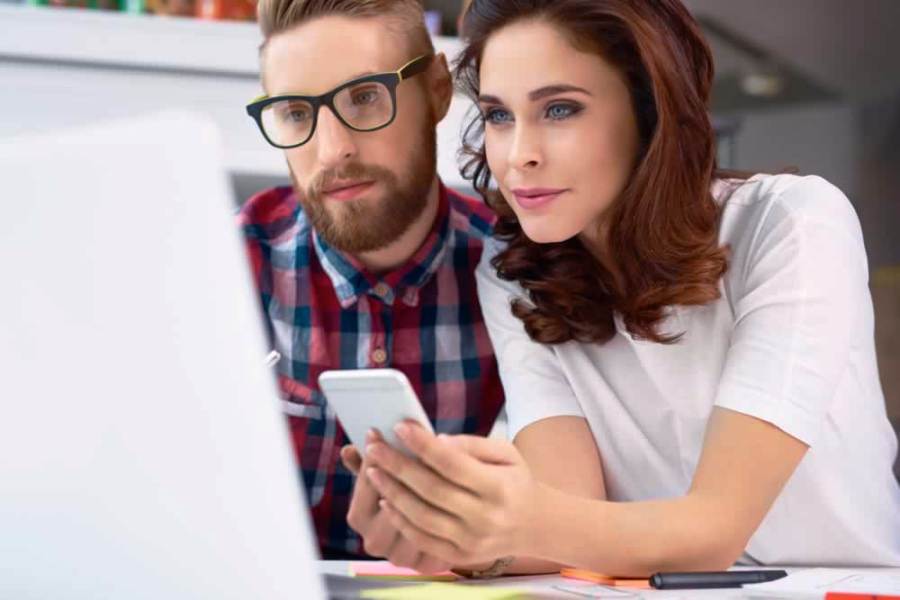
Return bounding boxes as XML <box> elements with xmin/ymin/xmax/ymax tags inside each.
<box><xmin>1</xmin><ymin>0</ymin><xmax>898</xmax><ymax>473</ymax></box>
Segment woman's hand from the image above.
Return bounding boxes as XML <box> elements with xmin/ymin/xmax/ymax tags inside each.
<box><xmin>364</xmin><ymin>421</ymin><xmax>544</xmax><ymax>566</ymax></box>
<box><xmin>341</xmin><ymin>432</ymin><xmax>453</xmax><ymax>574</ymax></box>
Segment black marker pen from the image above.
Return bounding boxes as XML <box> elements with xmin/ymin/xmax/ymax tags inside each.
<box><xmin>650</xmin><ymin>569</ymin><xmax>788</xmax><ymax>589</ymax></box>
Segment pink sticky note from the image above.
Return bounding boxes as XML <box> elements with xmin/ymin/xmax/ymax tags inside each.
<box><xmin>350</xmin><ymin>561</ymin><xmax>458</xmax><ymax>581</ymax></box>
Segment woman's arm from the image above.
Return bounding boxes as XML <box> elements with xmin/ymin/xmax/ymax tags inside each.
<box><xmin>498</xmin><ymin>415</ymin><xmax>607</xmax><ymax>574</ymax></box>
<box><xmin>366</xmin><ymin>407</ymin><xmax>806</xmax><ymax>576</ymax></box>
<box><xmin>531</xmin><ymin>407</ymin><xmax>807</xmax><ymax>575</ymax></box>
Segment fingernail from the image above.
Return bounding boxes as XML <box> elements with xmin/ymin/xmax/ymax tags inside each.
<box><xmin>367</xmin><ymin>443</ymin><xmax>383</xmax><ymax>459</ymax></box>
<box><xmin>394</xmin><ymin>422</ymin><xmax>411</xmax><ymax>440</ymax></box>
<box><xmin>366</xmin><ymin>429</ymin><xmax>378</xmax><ymax>443</ymax></box>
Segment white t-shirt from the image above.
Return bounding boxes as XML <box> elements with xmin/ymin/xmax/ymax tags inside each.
<box><xmin>476</xmin><ymin>173</ymin><xmax>900</xmax><ymax>566</ymax></box>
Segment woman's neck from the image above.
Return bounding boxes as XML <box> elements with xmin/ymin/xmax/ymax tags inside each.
<box><xmin>579</xmin><ymin>220</ymin><xmax>625</xmax><ymax>294</ymax></box>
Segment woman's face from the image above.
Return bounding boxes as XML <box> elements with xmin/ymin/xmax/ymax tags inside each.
<box><xmin>479</xmin><ymin>20</ymin><xmax>641</xmax><ymax>246</ymax></box>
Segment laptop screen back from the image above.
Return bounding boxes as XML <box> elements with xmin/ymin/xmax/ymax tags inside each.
<box><xmin>0</xmin><ymin>112</ymin><xmax>325</xmax><ymax>600</ymax></box>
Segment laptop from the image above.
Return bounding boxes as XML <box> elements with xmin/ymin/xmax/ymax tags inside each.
<box><xmin>0</xmin><ymin>112</ymin><xmax>410</xmax><ymax>599</ymax></box>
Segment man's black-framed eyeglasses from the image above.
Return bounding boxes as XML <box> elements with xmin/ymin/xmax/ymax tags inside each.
<box><xmin>246</xmin><ymin>54</ymin><xmax>433</xmax><ymax>149</ymax></box>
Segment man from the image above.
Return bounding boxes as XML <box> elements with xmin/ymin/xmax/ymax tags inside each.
<box><xmin>240</xmin><ymin>0</ymin><xmax>503</xmax><ymax>565</ymax></box>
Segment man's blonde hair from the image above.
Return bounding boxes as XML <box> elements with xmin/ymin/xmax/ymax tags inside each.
<box><xmin>257</xmin><ymin>0</ymin><xmax>434</xmax><ymax>57</ymax></box>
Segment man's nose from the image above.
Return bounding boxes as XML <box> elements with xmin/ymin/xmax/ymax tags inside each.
<box><xmin>314</xmin><ymin>106</ymin><xmax>358</xmax><ymax>170</ymax></box>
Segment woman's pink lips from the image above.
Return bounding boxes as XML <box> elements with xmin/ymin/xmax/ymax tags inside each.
<box><xmin>512</xmin><ymin>188</ymin><xmax>568</xmax><ymax>210</ymax></box>
<box><xmin>323</xmin><ymin>181</ymin><xmax>374</xmax><ymax>201</ymax></box>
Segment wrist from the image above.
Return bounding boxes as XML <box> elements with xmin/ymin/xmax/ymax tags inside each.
<box><xmin>527</xmin><ymin>482</ymin><xmax>604</xmax><ymax>566</ymax></box>
<box><xmin>520</xmin><ymin>481</ymin><xmax>560</xmax><ymax>559</ymax></box>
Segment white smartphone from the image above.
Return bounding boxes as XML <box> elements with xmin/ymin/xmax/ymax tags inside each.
<box><xmin>317</xmin><ymin>368</ymin><xmax>434</xmax><ymax>456</ymax></box>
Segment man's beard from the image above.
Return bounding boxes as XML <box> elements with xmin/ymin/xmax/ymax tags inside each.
<box><xmin>291</xmin><ymin>122</ymin><xmax>437</xmax><ymax>255</ymax></box>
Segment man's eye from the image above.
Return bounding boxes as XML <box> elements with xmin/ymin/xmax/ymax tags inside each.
<box><xmin>280</xmin><ymin>105</ymin><xmax>311</xmax><ymax>123</ymax></box>
<box><xmin>484</xmin><ymin>108</ymin><xmax>513</xmax><ymax>124</ymax></box>
<box><xmin>546</xmin><ymin>103</ymin><xmax>581</xmax><ymax>120</ymax></box>
<box><xmin>352</xmin><ymin>89</ymin><xmax>380</xmax><ymax>106</ymax></box>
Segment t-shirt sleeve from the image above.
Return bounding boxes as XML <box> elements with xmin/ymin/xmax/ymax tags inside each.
<box><xmin>476</xmin><ymin>238</ymin><xmax>585</xmax><ymax>441</ymax></box>
<box><xmin>714</xmin><ymin>175</ymin><xmax>870</xmax><ymax>446</ymax></box>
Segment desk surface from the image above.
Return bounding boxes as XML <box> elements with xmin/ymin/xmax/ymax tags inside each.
<box><xmin>319</xmin><ymin>561</ymin><xmax>900</xmax><ymax>599</ymax></box>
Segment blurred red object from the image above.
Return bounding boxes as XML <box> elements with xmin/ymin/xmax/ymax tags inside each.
<box><xmin>146</xmin><ymin>0</ymin><xmax>194</xmax><ymax>16</ymax></box>
<box><xmin>195</xmin><ymin>0</ymin><xmax>255</xmax><ymax>20</ymax></box>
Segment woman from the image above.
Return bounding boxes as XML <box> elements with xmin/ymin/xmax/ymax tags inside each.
<box><xmin>344</xmin><ymin>0</ymin><xmax>900</xmax><ymax>575</ymax></box>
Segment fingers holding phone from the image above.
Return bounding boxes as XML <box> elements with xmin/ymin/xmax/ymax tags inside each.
<box><xmin>322</xmin><ymin>369</ymin><xmax>449</xmax><ymax>572</ymax></box>
<box><xmin>343</xmin><ymin>431</ymin><xmax>451</xmax><ymax>574</ymax></box>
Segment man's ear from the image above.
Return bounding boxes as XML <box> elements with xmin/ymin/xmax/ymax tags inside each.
<box><xmin>426</xmin><ymin>52</ymin><xmax>453</xmax><ymax>123</ymax></box>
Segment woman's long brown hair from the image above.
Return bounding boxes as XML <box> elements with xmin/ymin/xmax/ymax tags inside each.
<box><xmin>456</xmin><ymin>0</ymin><xmax>736</xmax><ymax>344</ymax></box>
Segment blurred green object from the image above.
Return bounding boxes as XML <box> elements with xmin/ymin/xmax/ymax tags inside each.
<box><xmin>20</xmin><ymin>0</ymin><xmax>144</xmax><ymax>10</ymax></box>
<box><xmin>874</xmin><ymin>265</ymin><xmax>900</xmax><ymax>287</ymax></box>
<box><xmin>120</xmin><ymin>0</ymin><xmax>144</xmax><ymax>13</ymax></box>
<box><xmin>871</xmin><ymin>265</ymin><xmax>900</xmax><ymax>482</ymax></box>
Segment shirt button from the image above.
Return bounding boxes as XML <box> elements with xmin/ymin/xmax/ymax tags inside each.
<box><xmin>371</xmin><ymin>348</ymin><xmax>388</xmax><ymax>365</ymax></box>
<box><xmin>373</xmin><ymin>282</ymin><xmax>391</xmax><ymax>298</ymax></box>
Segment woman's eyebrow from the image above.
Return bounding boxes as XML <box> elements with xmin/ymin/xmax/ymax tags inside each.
<box><xmin>478</xmin><ymin>93</ymin><xmax>504</xmax><ymax>104</ymax></box>
<box><xmin>478</xmin><ymin>84</ymin><xmax>592</xmax><ymax>105</ymax></box>
<box><xmin>528</xmin><ymin>84</ymin><xmax>592</xmax><ymax>100</ymax></box>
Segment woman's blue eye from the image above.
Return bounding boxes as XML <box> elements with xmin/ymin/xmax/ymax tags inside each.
<box><xmin>546</xmin><ymin>103</ymin><xmax>581</xmax><ymax>120</ymax></box>
<box><xmin>484</xmin><ymin>108</ymin><xmax>513</xmax><ymax>124</ymax></box>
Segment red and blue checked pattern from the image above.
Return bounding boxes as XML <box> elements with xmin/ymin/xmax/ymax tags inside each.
<box><xmin>240</xmin><ymin>183</ymin><xmax>504</xmax><ymax>557</ymax></box>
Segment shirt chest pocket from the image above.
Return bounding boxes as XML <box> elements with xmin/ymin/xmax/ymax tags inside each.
<box><xmin>279</xmin><ymin>376</ymin><xmax>325</xmax><ymax>420</ymax></box>
<box><xmin>278</xmin><ymin>378</ymin><xmax>336</xmax><ymax>508</ymax></box>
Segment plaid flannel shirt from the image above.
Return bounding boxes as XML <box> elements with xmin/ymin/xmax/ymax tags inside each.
<box><xmin>239</xmin><ymin>182</ymin><xmax>504</xmax><ymax>557</ymax></box>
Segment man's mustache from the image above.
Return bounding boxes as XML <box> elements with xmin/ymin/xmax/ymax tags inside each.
<box><xmin>308</xmin><ymin>163</ymin><xmax>390</xmax><ymax>199</ymax></box>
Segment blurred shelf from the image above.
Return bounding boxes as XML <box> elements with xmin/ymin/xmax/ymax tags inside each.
<box><xmin>0</xmin><ymin>5</ymin><xmax>261</xmax><ymax>76</ymax></box>
<box><xmin>0</xmin><ymin>5</ymin><xmax>470</xmax><ymax>188</ymax></box>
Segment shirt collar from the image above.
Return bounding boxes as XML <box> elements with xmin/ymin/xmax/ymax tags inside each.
<box><xmin>312</xmin><ymin>182</ymin><xmax>452</xmax><ymax>309</ymax></box>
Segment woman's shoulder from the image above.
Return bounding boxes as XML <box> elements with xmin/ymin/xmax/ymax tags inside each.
<box><xmin>716</xmin><ymin>173</ymin><xmax>863</xmax><ymax>250</ymax></box>
<box><xmin>716</xmin><ymin>173</ymin><xmax>868</xmax><ymax>293</ymax></box>
<box><xmin>717</xmin><ymin>172</ymin><xmax>850</xmax><ymax>211</ymax></box>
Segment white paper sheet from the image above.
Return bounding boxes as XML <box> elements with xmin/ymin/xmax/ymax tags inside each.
<box><xmin>744</xmin><ymin>568</ymin><xmax>900</xmax><ymax>598</ymax></box>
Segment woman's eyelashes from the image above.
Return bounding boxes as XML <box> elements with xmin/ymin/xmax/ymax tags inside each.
<box><xmin>545</xmin><ymin>101</ymin><xmax>583</xmax><ymax>120</ymax></box>
<box><xmin>483</xmin><ymin>106</ymin><xmax>513</xmax><ymax>125</ymax></box>
<box><xmin>482</xmin><ymin>100</ymin><xmax>585</xmax><ymax>126</ymax></box>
